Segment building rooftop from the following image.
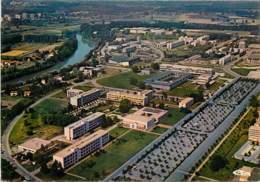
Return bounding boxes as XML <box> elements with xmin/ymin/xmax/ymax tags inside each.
<box><xmin>54</xmin><ymin>129</ymin><xmax>108</xmax><ymax>158</ymax></box>
<box><xmin>123</xmin><ymin>107</ymin><xmax>168</xmax><ymax>124</ymax></box>
<box><xmin>108</xmin><ymin>89</ymin><xmax>152</xmax><ymax>97</ymax></box>
<box><xmin>18</xmin><ymin>138</ymin><xmax>51</xmax><ymax>152</ymax></box>
<box><xmin>65</xmin><ymin>112</ymin><xmax>104</xmax><ymax>129</ymax></box>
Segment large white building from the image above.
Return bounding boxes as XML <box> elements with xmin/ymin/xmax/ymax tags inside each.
<box><xmin>69</xmin><ymin>88</ymin><xmax>101</xmax><ymax>107</ymax></box>
<box><xmin>122</xmin><ymin>107</ymin><xmax>168</xmax><ymax>130</ymax></box>
<box><xmin>64</xmin><ymin>112</ymin><xmax>105</xmax><ymax>141</ymax></box>
<box><xmin>53</xmin><ymin>130</ymin><xmax>109</xmax><ymax>168</ymax></box>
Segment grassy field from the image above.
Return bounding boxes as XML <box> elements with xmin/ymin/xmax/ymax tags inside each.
<box><xmin>109</xmin><ymin>126</ymin><xmax>129</xmax><ymax>139</ymax></box>
<box><xmin>97</xmin><ymin>71</ymin><xmax>150</xmax><ymax>89</ymax></box>
<box><xmin>9</xmin><ymin>98</ymin><xmax>66</xmax><ymax>145</ymax></box>
<box><xmin>152</xmin><ymin>126</ymin><xmax>168</xmax><ymax>134</ymax></box>
<box><xmin>51</xmin><ymin>91</ymin><xmax>67</xmax><ymax>100</ymax></box>
<box><xmin>161</xmin><ymin>108</ymin><xmax>187</xmax><ymax>125</ymax></box>
<box><xmin>197</xmin><ymin>107</ymin><xmax>258</xmax><ymax>180</ymax></box>
<box><xmin>73</xmin><ymin>85</ymin><xmax>93</xmax><ymax>92</ymax></box>
<box><xmin>68</xmin><ymin>130</ymin><xmax>157</xmax><ymax>180</ymax></box>
<box><xmin>2</xmin><ymin>50</ymin><xmax>28</xmax><ymax>57</ymax></box>
<box><xmin>33</xmin><ymin>98</ymin><xmax>67</xmax><ymax>114</ymax></box>
<box><xmin>9</xmin><ymin>112</ymin><xmax>62</xmax><ymax>145</ymax></box>
<box><xmin>208</xmin><ymin>79</ymin><xmax>226</xmax><ymax>92</ymax></box>
<box><xmin>166</xmin><ymin>81</ymin><xmax>202</xmax><ymax>97</ymax></box>
<box><xmin>231</xmin><ymin>68</ymin><xmax>255</xmax><ymax>76</ymax></box>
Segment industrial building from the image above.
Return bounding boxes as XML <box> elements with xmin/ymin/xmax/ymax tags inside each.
<box><xmin>53</xmin><ymin>130</ymin><xmax>109</xmax><ymax>169</ymax></box>
<box><xmin>64</xmin><ymin>112</ymin><xmax>105</xmax><ymax>141</ymax></box>
<box><xmin>144</xmin><ymin>71</ymin><xmax>192</xmax><ymax>90</ymax></box>
<box><xmin>107</xmin><ymin>89</ymin><xmax>153</xmax><ymax>106</ymax></box>
<box><xmin>122</xmin><ymin>107</ymin><xmax>168</xmax><ymax>130</ymax></box>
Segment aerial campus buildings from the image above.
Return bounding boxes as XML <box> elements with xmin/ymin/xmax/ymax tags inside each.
<box><xmin>122</xmin><ymin>107</ymin><xmax>168</xmax><ymax>131</ymax></box>
<box><xmin>53</xmin><ymin>130</ymin><xmax>109</xmax><ymax>169</ymax></box>
<box><xmin>107</xmin><ymin>78</ymin><xmax>259</xmax><ymax>181</ymax></box>
<box><xmin>64</xmin><ymin>112</ymin><xmax>105</xmax><ymax>141</ymax></box>
<box><xmin>144</xmin><ymin>71</ymin><xmax>192</xmax><ymax>90</ymax></box>
<box><xmin>106</xmin><ymin>89</ymin><xmax>153</xmax><ymax>106</ymax></box>
<box><xmin>67</xmin><ymin>88</ymin><xmax>101</xmax><ymax>107</ymax></box>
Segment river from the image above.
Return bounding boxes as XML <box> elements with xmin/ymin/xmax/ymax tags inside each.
<box><xmin>5</xmin><ymin>34</ymin><xmax>94</xmax><ymax>85</ymax></box>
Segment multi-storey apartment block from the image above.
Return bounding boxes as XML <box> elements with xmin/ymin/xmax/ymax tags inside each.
<box><xmin>106</xmin><ymin>89</ymin><xmax>153</xmax><ymax>106</ymax></box>
<box><xmin>53</xmin><ymin>130</ymin><xmax>109</xmax><ymax>169</ymax></box>
<box><xmin>69</xmin><ymin>88</ymin><xmax>101</xmax><ymax>107</ymax></box>
<box><xmin>64</xmin><ymin>112</ymin><xmax>105</xmax><ymax>141</ymax></box>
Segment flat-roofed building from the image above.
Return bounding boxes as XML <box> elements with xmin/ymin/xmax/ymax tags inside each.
<box><xmin>179</xmin><ymin>97</ymin><xmax>194</xmax><ymax>108</ymax></box>
<box><xmin>69</xmin><ymin>89</ymin><xmax>101</xmax><ymax>107</ymax></box>
<box><xmin>53</xmin><ymin>130</ymin><xmax>109</xmax><ymax>168</ymax></box>
<box><xmin>67</xmin><ymin>88</ymin><xmax>84</xmax><ymax>98</ymax></box>
<box><xmin>219</xmin><ymin>54</ymin><xmax>232</xmax><ymax>65</ymax></box>
<box><xmin>249</xmin><ymin>124</ymin><xmax>260</xmax><ymax>143</ymax></box>
<box><xmin>144</xmin><ymin>71</ymin><xmax>192</xmax><ymax>90</ymax></box>
<box><xmin>166</xmin><ymin>40</ymin><xmax>184</xmax><ymax>49</ymax></box>
<box><xmin>247</xmin><ymin>50</ymin><xmax>260</xmax><ymax>65</ymax></box>
<box><xmin>18</xmin><ymin>138</ymin><xmax>51</xmax><ymax>153</ymax></box>
<box><xmin>122</xmin><ymin>107</ymin><xmax>168</xmax><ymax>130</ymax></box>
<box><xmin>160</xmin><ymin>64</ymin><xmax>215</xmax><ymax>76</ymax></box>
<box><xmin>64</xmin><ymin>112</ymin><xmax>105</xmax><ymax>141</ymax></box>
<box><xmin>107</xmin><ymin>89</ymin><xmax>153</xmax><ymax>106</ymax></box>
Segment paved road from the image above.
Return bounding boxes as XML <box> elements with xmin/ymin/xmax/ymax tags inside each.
<box><xmin>1</xmin><ymin>78</ymin><xmax>96</xmax><ymax>181</ymax></box>
<box><xmin>223</xmin><ymin>57</ymin><xmax>245</xmax><ymax>78</ymax></box>
<box><xmin>1</xmin><ymin>89</ymin><xmax>61</xmax><ymax>181</ymax></box>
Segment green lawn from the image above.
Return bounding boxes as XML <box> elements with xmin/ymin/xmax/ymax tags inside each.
<box><xmin>73</xmin><ymin>85</ymin><xmax>93</xmax><ymax>92</ymax></box>
<box><xmin>166</xmin><ymin>81</ymin><xmax>202</xmax><ymax>97</ymax></box>
<box><xmin>9</xmin><ymin>98</ymin><xmax>66</xmax><ymax>145</ymax></box>
<box><xmin>109</xmin><ymin>126</ymin><xmax>129</xmax><ymax>139</ymax></box>
<box><xmin>231</xmin><ymin>68</ymin><xmax>256</xmax><ymax>76</ymax></box>
<box><xmin>68</xmin><ymin>130</ymin><xmax>157</xmax><ymax>180</ymax></box>
<box><xmin>9</xmin><ymin>112</ymin><xmax>62</xmax><ymax>145</ymax></box>
<box><xmin>198</xmin><ymin>107</ymin><xmax>258</xmax><ymax>180</ymax></box>
<box><xmin>34</xmin><ymin>98</ymin><xmax>67</xmax><ymax>114</ymax></box>
<box><xmin>208</xmin><ymin>79</ymin><xmax>226</xmax><ymax>92</ymax></box>
<box><xmin>51</xmin><ymin>91</ymin><xmax>67</xmax><ymax>100</ymax></box>
<box><xmin>97</xmin><ymin>71</ymin><xmax>150</xmax><ymax>89</ymax></box>
<box><xmin>161</xmin><ymin>108</ymin><xmax>187</xmax><ymax>125</ymax></box>
<box><xmin>152</xmin><ymin>126</ymin><xmax>168</xmax><ymax>134</ymax></box>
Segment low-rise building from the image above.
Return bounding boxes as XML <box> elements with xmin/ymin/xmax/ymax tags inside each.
<box><xmin>108</xmin><ymin>54</ymin><xmax>140</xmax><ymax>67</ymax></box>
<box><xmin>107</xmin><ymin>89</ymin><xmax>153</xmax><ymax>106</ymax></box>
<box><xmin>179</xmin><ymin>97</ymin><xmax>194</xmax><ymax>108</ymax></box>
<box><xmin>122</xmin><ymin>107</ymin><xmax>168</xmax><ymax>130</ymax></box>
<box><xmin>10</xmin><ymin>90</ymin><xmax>18</xmax><ymax>96</ymax></box>
<box><xmin>53</xmin><ymin>130</ymin><xmax>109</xmax><ymax>169</ymax></box>
<box><xmin>18</xmin><ymin>138</ymin><xmax>51</xmax><ymax>153</ymax></box>
<box><xmin>247</xmin><ymin>50</ymin><xmax>260</xmax><ymax>65</ymax></box>
<box><xmin>64</xmin><ymin>112</ymin><xmax>105</xmax><ymax>141</ymax></box>
<box><xmin>144</xmin><ymin>71</ymin><xmax>192</xmax><ymax>90</ymax></box>
<box><xmin>69</xmin><ymin>89</ymin><xmax>101</xmax><ymax>107</ymax></box>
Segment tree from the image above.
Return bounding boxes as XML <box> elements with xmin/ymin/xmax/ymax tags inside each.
<box><xmin>137</xmin><ymin>81</ymin><xmax>145</xmax><ymax>89</ymax></box>
<box><xmin>119</xmin><ymin>99</ymin><xmax>132</xmax><ymax>113</ymax></box>
<box><xmin>151</xmin><ymin>63</ymin><xmax>160</xmax><ymax>70</ymax></box>
<box><xmin>209</xmin><ymin>155</ymin><xmax>228</xmax><ymax>171</ymax></box>
<box><xmin>159</xmin><ymin>102</ymin><xmax>165</xmax><ymax>109</ymax></box>
<box><xmin>50</xmin><ymin>161</ymin><xmax>64</xmax><ymax>177</ymax></box>
<box><xmin>131</xmin><ymin>66</ymin><xmax>139</xmax><ymax>73</ymax></box>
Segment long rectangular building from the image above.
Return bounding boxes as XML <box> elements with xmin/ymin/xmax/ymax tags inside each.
<box><xmin>53</xmin><ymin>130</ymin><xmax>109</xmax><ymax>169</ymax></box>
<box><xmin>69</xmin><ymin>88</ymin><xmax>101</xmax><ymax>107</ymax></box>
<box><xmin>64</xmin><ymin>112</ymin><xmax>105</xmax><ymax>141</ymax></box>
<box><xmin>107</xmin><ymin>89</ymin><xmax>153</xmax><ymax>106</ymax></box>
<box><xmin>160</xmin><ymin>64</ymin><xmax>215</xmax><ymax>76</ymax></box>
